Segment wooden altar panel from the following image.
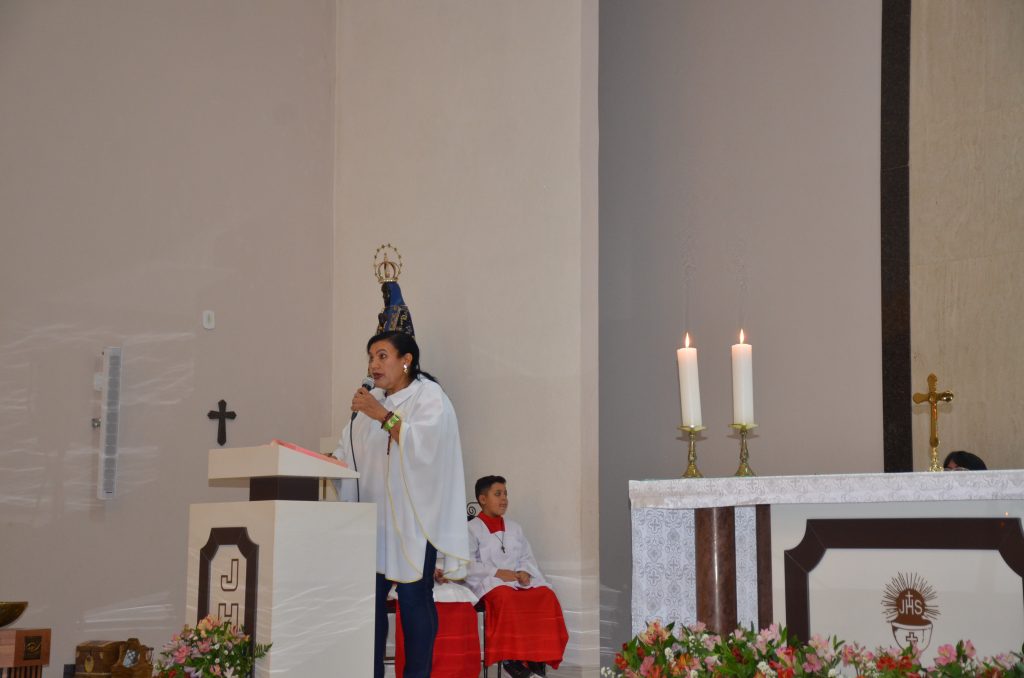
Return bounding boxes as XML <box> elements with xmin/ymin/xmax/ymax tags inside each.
<box><xmin>695</xmin><ymin>507</ymin><xmax>737</xmax><ymax>633</ymax></box>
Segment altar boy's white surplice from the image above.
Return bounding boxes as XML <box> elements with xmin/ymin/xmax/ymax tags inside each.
<box><xmin>334</xmin><ymin>376</ymin><xmax>469</xmax><ymax>582</ymax></box>
<box><xmin>465</xmin><ymin>516</ymin><xmax>549</xmax><ymax>598</ymax></box>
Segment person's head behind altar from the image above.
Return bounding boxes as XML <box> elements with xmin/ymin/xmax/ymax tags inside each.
<box><xmin>943</xmin><ymin>450</ymin><xmax>987</xmax><ymax>471</ymax></box>
<box><xmin>366</xmin><ymin>330</ymin><xmax>437</xmax><ymax>395</ymax></box>
<box><xmin>475</xmin><ymin>475</ymin><xmax>508</xmax><ymax>518</ymax></box>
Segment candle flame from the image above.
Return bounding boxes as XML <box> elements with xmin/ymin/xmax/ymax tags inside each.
<box><xmin>739</xmin><ymin>329</ymin><xmax>745</xmax><ymax>344</ymax></box>
<box><xmin>684</xmin><ymin>332</ymin><xmax>691</xmax><ymax>349</ymax></box>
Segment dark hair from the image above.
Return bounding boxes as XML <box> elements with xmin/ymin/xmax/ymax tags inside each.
<box><xmin>475</xmin><ymin>475</ymin><xmax>507</xmax><ymax>501</ymax></box>
<box><xmin>942</xmin><ymin>450</ymin><xmax>987</xmax><ymax>470</ymax></box>
<box><xmin>366</xmin><ymin>331</ymin><xmax>438</xmax><ymax>383</ymax></box>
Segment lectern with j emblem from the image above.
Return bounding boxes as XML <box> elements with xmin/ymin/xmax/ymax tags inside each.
<box><xmin>186</xmin><ymin>441</ymin><xmax>376</xmax><ymax>676</ymax></box>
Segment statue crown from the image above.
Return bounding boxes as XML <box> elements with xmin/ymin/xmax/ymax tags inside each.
<box><xmin>374</xmin><ymin>243</ymin><xmax>403</xmax><ymax>283</ymax></box>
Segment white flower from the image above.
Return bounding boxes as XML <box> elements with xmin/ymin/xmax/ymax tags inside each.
<box><xmin>828</xmin><ymin>669</ymin><xmax>838</xmax><ymax>677</ymax></box>
<box><xmin>664</xmin><ymin>647</ymin><xmax>674</xmax><ymax>661</ymax></box>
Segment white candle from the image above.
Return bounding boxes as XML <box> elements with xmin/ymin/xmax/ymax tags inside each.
<box><xmin>676</xmin><ymin>333</ymin><xmax>702</xmax><ymax>427</ymax></box>
<box><xmin>731</xmin><ymin>329</ymin><xmax>754</xmax><ymax>425</ymax></box>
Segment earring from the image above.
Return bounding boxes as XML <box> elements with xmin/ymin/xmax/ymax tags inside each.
<box><xmin>403</xmin><ymin>364</ymin><xmax>409</xmax><ymax>373</ymax></box>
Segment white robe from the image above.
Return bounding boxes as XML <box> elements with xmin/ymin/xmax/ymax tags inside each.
<box><xmin>465</xmin><ymin>516</ymin><xmax>549</xmax><ymax>599</ymax></box>
<box><xmin>333</xmin><ymin>377</ymin><xmax>470</xmax><ymax>583</ymax></box>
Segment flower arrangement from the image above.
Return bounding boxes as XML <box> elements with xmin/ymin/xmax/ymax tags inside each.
<box><xmin>602</xmin><ymin>620</ymin><xmax>1024</xmax><ymax>678</ymax></box>
<box><xmin>155</xmin><ymin>616</ymin><xmax>270</xmax><ymax>678</ymax></box>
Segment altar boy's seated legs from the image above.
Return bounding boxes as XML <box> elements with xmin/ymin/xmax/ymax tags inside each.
<box><xmin>483</xmin><ymin>586</ymin><xmax>568</xmax><ymax>672</ymax></box>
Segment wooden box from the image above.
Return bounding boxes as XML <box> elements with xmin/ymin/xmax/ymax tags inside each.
<box><xmin>110</xmin><ymin>638</ymin><xmax>152</xmax><ymax>678</ymax></box>
<box><xmin>0</xmin><ymin>628</ymin><xmax>51</xmax><ymax>669</ymax></box>
<box><xmin>74</xmin><ymin>640</ymin><xmax>120</xmax><ymax>677</ymax></box>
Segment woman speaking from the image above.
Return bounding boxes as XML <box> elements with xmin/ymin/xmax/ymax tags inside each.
<box><xmin>334</xmin><ymin>329</ymin><xmax>470</xmax><ymax>678</ymax></box>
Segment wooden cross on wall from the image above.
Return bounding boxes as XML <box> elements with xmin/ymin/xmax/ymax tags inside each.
<box><xmin>912</xmin><ymin>373</ymin><xmax>954</xmax><ymax>472</ymax></box>
<box><xmin>207</xmin><ymin>399</ymin><xmax>237</xmax><ymax>446</ymax></box>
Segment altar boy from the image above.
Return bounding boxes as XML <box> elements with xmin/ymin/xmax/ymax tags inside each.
<box><xmin>466</xmin><ymin>475</ymin><xmax>569</xmax><ymax>678</ymax></box>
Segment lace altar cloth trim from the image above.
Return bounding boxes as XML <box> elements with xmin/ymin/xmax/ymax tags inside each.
<box><xmin>629</xmin><ymin>470</ymin><xmax>1024</xmax><ymax>510</ymax></box>
<box><xmin>631</xmin><ymin>506</ymin><xmax>760</xmax><ymax>634</ymax></box>
<box><xmin>734</xmin><ymin>506</ymin><xmax>758</xmax><ymax>630</ymax></box>
<box><xmin>631</xmin><ymin>506</ymin><xmax>695</xmax><ymax>634</ymax></box>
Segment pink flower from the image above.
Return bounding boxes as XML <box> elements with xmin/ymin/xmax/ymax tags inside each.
<box><xmin>776</xmin><ymin>645</ymin><xmax>796</xmax><ymax>667</ymax></box>
<box><xmin>688</xmin><ymin>622</ymin><xmax>706</xmax><ymax>634</ymax></box>
<box><xmin>937</xmin><ymin>647</ymin><xmax>958</xmax><ymax>667</ymax></box>
<box><xmin>760</xmin><ymin>623</ymin><xmax>781</xmax><ymax>644</ymax></box>
<box><xmin>802</xmin><ymin>652</ymin><xmax>822</xmax><ymax>673</ymax></box>
<box><xmin>641</xmin><ymin>621</ymin><xmax>669</xmax><ymax>645</ymax></box>
<box><xmin>963</xmin><ymin>640</ymin><xmax>976</xmax><ymax>659</ymax></box>
<box><xmin>639</xmin><ymin>655</ymin><xmax>656</xmax><ymax>676</ymax></box>
<box><xmin>935</xmin><ymin>644</ymin><xmax>957</xmax><ymax>666</ymax></box>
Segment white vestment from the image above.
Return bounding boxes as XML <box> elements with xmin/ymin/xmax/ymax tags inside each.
<box><xmin>333</xmin><ymin>377</ymin><xmax>470</xmax><ymax>582</ymax></box>
<box><xmin>465</xmin><ymin>516</ymin><xmax>549</xmax><ymax>599</ymax></box>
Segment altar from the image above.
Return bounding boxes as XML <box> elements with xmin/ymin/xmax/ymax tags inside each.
<box><xmin>630</xmin><ymin>470</ymin><xmax>1024</xmax><ymax>659</ymax></box>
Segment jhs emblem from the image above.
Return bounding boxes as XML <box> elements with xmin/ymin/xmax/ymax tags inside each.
<box><xmin>882</xmin><ymin>572</ymin><xmax>940</xmax><ymax>650</ymax></box>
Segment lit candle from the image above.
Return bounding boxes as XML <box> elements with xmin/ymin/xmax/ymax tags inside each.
<box><xmin>731</xmin><ymin>329</ymin><xmax>754</xmax><ymax>425</ymax></box>
<box><xmin>676</xmin><ymin>333</ymin><xmax>702</xmax><ymax>427</ymax></box>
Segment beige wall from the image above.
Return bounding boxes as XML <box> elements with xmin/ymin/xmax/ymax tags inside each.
<box><xmin>599</xmin><ymin>0</ymin><xmax>883</xmax><ymax>660</ymax></box>
<box><xmin>910</xmin><ymin>0</ymin><xmax>1024</xmax><ymax>471</ymax></box>
<box><xmin>332</xmin><ymin>1</ymin><xmax>600</xmax><ymax>671</ymax></box>
<box><xmin>0</xmin><ymin>2</ymin><xmax>335</xmax><ymax>674</ymax></box>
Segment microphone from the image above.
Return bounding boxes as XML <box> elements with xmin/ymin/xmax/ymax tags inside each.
<box><xmin>351</xmin><ymin>376</ymin><xmax>375</xmax><ymax>421</ymax></box>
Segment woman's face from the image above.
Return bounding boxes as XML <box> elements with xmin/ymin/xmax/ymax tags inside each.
<box><xmin>478</xmin><ymin>483</ymin><xmax>508</xmax><ymax>518</ymax></box>
<box><xmin>367</xmin><ymin>340</ymin><xmax>413</xmax><ymax>395</ymax></box>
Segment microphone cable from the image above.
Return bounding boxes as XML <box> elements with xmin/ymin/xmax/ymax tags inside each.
<box><xmin>347</xmin><ymin>376</ymin><xmax>373</xmax><ymax>503</ymax></box>
<box><xmin>349</xmin><ymin>420</ymin><xmax>360</xmax><ymax>503</ymax></box>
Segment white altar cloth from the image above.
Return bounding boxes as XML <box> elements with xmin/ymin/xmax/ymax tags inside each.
<box><xmin>630</xmin><ymin>469</ymin><xmax>1024</xmax><ymax>510</ymax></box>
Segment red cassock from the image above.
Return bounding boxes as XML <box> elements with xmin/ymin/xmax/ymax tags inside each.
<box><xmin>395</xmin><ymin>601</ymin><xmax>481</xmax><ymax>678</ymax></box>
<box><xmin>482</xmin><ymin>586</ymin><xmax>569</xmax><ymax>670</ymax></box>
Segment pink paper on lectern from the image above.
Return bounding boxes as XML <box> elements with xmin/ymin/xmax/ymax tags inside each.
<box><xmin>271</xmin><ymin>438</ymin><xmax>348</xmax><ymax>468</ymax></box>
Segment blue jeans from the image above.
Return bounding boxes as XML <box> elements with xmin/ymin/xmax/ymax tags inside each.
<box><xmin>374</xmin><ymin>542</ymin><xmax>438</xmax><ymax>678</ymax></box>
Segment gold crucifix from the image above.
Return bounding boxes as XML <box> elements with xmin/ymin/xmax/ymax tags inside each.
<box><xmin>912</xmin><ymin>373</ymin><xmax>954</xmax><ymax>472</ymax></box>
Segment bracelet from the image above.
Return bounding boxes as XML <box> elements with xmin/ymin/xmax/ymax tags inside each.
<box><xmin>382</xmin><ymin>412</ymin><xmax>401</xmax><ymax>432</ymax></box>
<box><xmin>380</xmin><ymin>411</ymin><xmax>394</xmax><ymax>429</ymax></box>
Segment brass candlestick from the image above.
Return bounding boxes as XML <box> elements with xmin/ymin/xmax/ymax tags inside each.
<box><xmin>730</xmin><ymin>423</ymin><xmax>757</xmax><ymax>477</ymax></box>
<box><xmin>678</xmin><ymin>425</ymin><xmax>706</xmax><ymax>478</ymax></box>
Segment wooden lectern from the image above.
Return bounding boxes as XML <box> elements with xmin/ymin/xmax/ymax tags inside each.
<box><xmin>186</xmin><ymin>441</ymin><xmax>376</xmax><ymax>677</ymax></box>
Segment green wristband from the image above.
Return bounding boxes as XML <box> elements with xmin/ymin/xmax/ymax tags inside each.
<box><xmin>383</xmin><ymin>412</ymin><xmax>401</xmax><ymax>432</ymax></box>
